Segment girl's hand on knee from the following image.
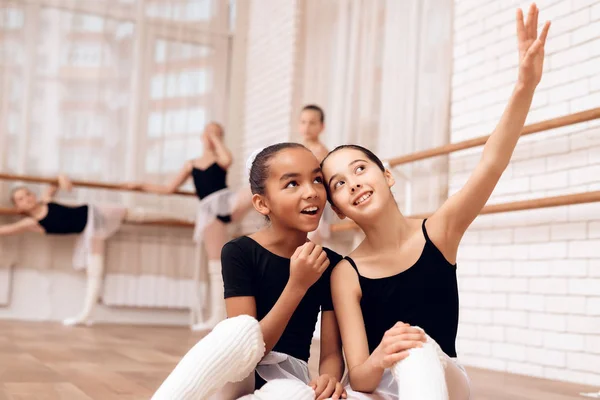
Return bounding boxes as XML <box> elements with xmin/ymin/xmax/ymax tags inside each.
<box><xmin>309</xmin><ymin>374</ymin><xmax>347</xmax><ymax>400</ymax></box>
<box><xmin>370</xmin><ymin>322</ymin><xmax>427</xmax><ymax>369</ymax></box>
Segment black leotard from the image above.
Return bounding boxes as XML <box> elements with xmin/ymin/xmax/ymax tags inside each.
<box><xmin>345</xmin><ymin>219</ymin><xmax>459</xmax><ymax>357</ymax></box>
<box><xmin>37</xmin><ymin>202</ymin><xmax>88</xmax><ymax>235</ymax></box>
<box><xmin>191</xmin><ymin>163</ymin><xmax>231</xmax><ymax>223</ymax></box>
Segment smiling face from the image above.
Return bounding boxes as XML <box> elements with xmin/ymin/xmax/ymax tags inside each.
<box><xmin>251</xmin><ymin>145</ymin><xmax>327</xmax><ymax>233</ymax></box>
<box><xmin>321</xmin><ymin>147</ymin><xmax>395</xmax><ymax>224</ymax></box>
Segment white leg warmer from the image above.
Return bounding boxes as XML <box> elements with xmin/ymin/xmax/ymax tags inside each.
<box><xmin>152</xmin><ymin>315</ymin><xmax>265</xmax><ymax>400</ymax></box>
<box><xmin>63</xmin><ymin>254</ymin><xmax>104</xmax><ymax>326</ymax></box>
<box><xmin>192</xmin><ymin>260</ymin><xmax>226</xmax><ymax>332</ymax></box>
<box><xmin>237</xmin><ymin>379</ymin><xmax>314</xmax><ymax>400</ymax></box>
<box><xmin>392</xmin><ymin>329</ymin><xmax>449</xmax><ymax>400</ymax></box>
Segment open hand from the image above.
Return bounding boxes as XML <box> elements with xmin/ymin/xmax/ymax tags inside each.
<box><xmin>516</xmin><ymin>3</ymin><xmax>551</xmax><ymax>89</ymax></box>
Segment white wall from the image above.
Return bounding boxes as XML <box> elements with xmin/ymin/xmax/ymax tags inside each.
<box><xmin>241</xmin><ymin>0</ymin><xmax>302</xmax><ymax>161</ymax></box>
<box><xmin>451</xmin><ymin>0</ymin><xmax>600</xmax><ymax>386</ymax></box>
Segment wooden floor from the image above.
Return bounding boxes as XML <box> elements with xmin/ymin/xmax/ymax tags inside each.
<box><xmin>0</xmin><ymin>321</ymin><xmax>597</xmax><ymax>400</ymax></box>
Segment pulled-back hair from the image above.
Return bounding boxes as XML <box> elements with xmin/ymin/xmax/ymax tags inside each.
<box><xmin>249</xmin><ymin>142</ymin><xmax>307</xmax><ymax>195</ymax></box>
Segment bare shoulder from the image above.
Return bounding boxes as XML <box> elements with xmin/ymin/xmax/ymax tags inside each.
<box><xmin>331</xmin><ymin>258</ymin><xmax>359</xmax><ymax>283</ymax></box>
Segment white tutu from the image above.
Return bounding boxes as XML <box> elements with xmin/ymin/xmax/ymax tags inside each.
<box><xmin>193</xmin><ymin>188</ymin><xmax>238</xmax><ymax>243</ymax></box>
<box><xmin>255</xmin><ymin>351</ymin><xmax>310</xmax><ymax>384</ymax></box>
<box><xmin>342</xmin><ymin>357</ymin><xmax>470</xmax><ymax>400</ymax></box>
<box><xmin>72</xmin><ymin>204</ymin><xmax>125</xmax><ymax>270</ymax></box>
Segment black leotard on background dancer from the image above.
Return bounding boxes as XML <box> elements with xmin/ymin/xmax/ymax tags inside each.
<box><xmin>37</xmin><ymin>203</ymin><xmax>89</xmax><ymax>234</ymax></box>
<box><xmin>191</xmin><ymin>163</ymin><xmax>231</xmax><ymax>223</ymax></box>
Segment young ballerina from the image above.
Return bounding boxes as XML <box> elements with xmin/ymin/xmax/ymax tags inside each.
<box><xmin>300</xmin><ymin>104</ymin><xmax>333</xmax><ymax>244</ymax></box>
<box><xmin>320</xmin><ymin>5</ymin><xmax>549</xmax><ymax>399</ymax></box>
<box><xmin>1</xmin><ymin>174</ymin><xmax>170</xmax><ymax>326</ymax></box>
<box><xmin>152</xmin><ymin>143</ymin><xmax>346</xmax><ymax>400</ymax></box>
<box><xmin>124</xmin><ymin>122</ymin><xmax>254</xmax><ymax>331</ymax></box>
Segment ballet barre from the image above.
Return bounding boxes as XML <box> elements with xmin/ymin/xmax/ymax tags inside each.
<box><xmin>332</xmin><ymin>106</ymin><xmax>600</xmax><ymax>232</ymax></box>
<box><xmin>386</xmin><ymin>107</ymin><xmax>600</xmax><ymax>167</ymax></box>
<box><xmin>0</xmin><ymin>173</ymin><xmax>196</xmax><ymax>197</ymax></box>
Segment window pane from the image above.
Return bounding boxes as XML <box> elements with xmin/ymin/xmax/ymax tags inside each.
<box><xmin>28</xmin><ymin>8</ymin><xmax>135</xmax><ymax>179</ymax></box>
<box><xmin>146</xmin><ymin>0</ymin><xmax>213</xmax><ymax>22</ymax></box>
<box><xmin>0</xmin><ymin>5</ymin><xmax>25</xmax><ymax>170</ymax></box>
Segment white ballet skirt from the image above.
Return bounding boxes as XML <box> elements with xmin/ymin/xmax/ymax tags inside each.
<box><xmin>72</xmin><ymin>204</ymin><xmax>125</xmax><ymax>270</ymax></box>
<box><xmin>192</xmin><ymin>188</ymin><xmax>239</xmax><ymax>244</ymax></box>
<box><xmin>255</xmin><ymin>351</ymin><xmax>311</xmax><ymax>384</ymax></box>
<box><xmin>341</xmin><ymin>357</ymin><xmax>470</xmax><ymax>400</ymax></box>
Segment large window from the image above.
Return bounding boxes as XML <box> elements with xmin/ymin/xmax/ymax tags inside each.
<box><xmin>0</xmin><ymin>0</ymin><xmax>230</xmax><ymax>186</ymax></box>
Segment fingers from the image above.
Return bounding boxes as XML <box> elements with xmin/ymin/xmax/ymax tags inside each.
<box><xmin>383</xmin><ymin>350</ymin><xmax>410</xmax><ymax>367</ymax></box>
<box><xmin>387</xmin><ymin>340</ymin><xmax>424</xmax><ymax>354</ymax></box>
<box><xmin>385</xmin><ymin>325</ymin><xmax>425</xmax><ymax>338</ymax></box>
<box><xmin>526</xmin><ymin>3</ymin><xmax>537</xmax><ymax>39</ymax></box>
<box><xmin>314</xmin><ymin>376</ymin><xmax>331</xmax><ymax>399</ymax></box>
<box><xmin>299</xmin><ymin>241</ymin><xmax>316</xmax><ymax>258</ymax></box>
<box><xmin>316</xmin><ymin>250</ymin><xmax>329</xmax><ymax>271</ymax></box>
<box><xmin>523</xmin><ymin>38</ymin><xmax>543</xmax><ymax>64</ymax></box>
<box><xmin>516</xmin><ymin>8</ymin><xmax>526</xmax><ymax>43</ymax></box>
<box><xmin>308</xmin><ymin>244</ymin><xmax>323</xmax><ymax>262</ymax></box>
<box><xmin>318</xmin><ymin>257</ymin><xmax>330</xmax><ymax>274</ymax></box>
<box><xmin>292</xmin><ymin>245</ymin><xmax>303</xmax><ymax>260</ymax></box>
<box><xmin>532</xmin><ymin>4</ymin><xmax>539</xmax><ymax>39</ymax></box>
<box><xmin>539</xmin><ymin>21</ymin><xmax>551</xmax><ymax>45</ymax></box>
<box><xmin>331</xmin><ymin>382</ymin><xmax>345</xmax><ymax>400</ymax></box>
<box><xmin>389</xmin><ymin>333</ymin><xmax>427</xmax><ymax>343</ymax></box>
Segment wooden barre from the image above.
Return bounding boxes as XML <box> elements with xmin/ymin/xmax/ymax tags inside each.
<box><xmin>331</xmin><ymin>190</ymin><xmax>600</xmax><ymax>233</ymax></box>
<box><xmin>0</xmin><ymin>173</ymin><xmax>196</xmax><ymax>197</ymax></box>
<box><xmin>386</xmin><ymin>107</ymin><xmax>600</xmax><ymax>167</ymax></box>
<box><xmin>0</xmin><ymin>207</ymin><xmax>195</xmax><ymax>228</ymax></box>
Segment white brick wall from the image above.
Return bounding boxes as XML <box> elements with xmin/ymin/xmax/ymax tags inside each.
<box><xmin>235</xmin><ymin>0</ymin><xmax>303</xmax><ymax>233</ymax></box>
<box><xmin>452</xmin><ymin>0</ymin><xmax>600</xmax><ymax>386</ymax></box>
<box><xmin>242</xmin><ymin>0</ymin><xmax>301</xmax><ymax>162</ymax></box>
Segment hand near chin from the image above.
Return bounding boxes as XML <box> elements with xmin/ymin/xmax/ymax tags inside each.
<box><xmin>289</xmin><ymin>242</ymin><xmax>330</xmax><ymax>292</ymax></box>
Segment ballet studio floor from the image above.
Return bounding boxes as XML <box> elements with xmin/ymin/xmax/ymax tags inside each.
<box><xmin>0</xmin><ymin>320</ymin><xmax>596</xmax><ymax>400</ymax></box>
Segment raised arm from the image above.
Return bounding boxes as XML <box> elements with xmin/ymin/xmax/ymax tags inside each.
<box><xmin>208</xmin><ymin>132</ymin><xmax>233</xmax><ymax>169</ymax></box>
<box><xmin>40</xmin><ymin>184</ymin><xmax>58</xmax><ymax>204</ymax></box>
<box><xmin>123</xmin><ymin>162</ymin><xmax>193</xmax><ymax>195</ymax></box>
<box><xmin>40</xmin><ymin>174</ymin><xmax>73</xmax><ymax>203</ymax></box>
<box><xmin>431</xmin><ymin>5</ymin><xmax>551</xmax><ymax>257</ymax></box>
<box><xmin>0</xmin><ymin>218</ymin><xmax>43</xmax><ymax>236</ymax></box>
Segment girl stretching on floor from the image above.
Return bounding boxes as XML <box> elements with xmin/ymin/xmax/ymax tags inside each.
<box><xmin>319</xmin><ymin>5</ymin><xmax>550</xmax><ymax>399</ymax></box>
<box><xmin>1</xmin><ymin>174</ymin><xmax>175</xmax><ymax>326</ymax></box>
<box><xmin>152</xmin><ymin>143</ymin><xmax>346</xmax><ymax>400</ymax></box>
